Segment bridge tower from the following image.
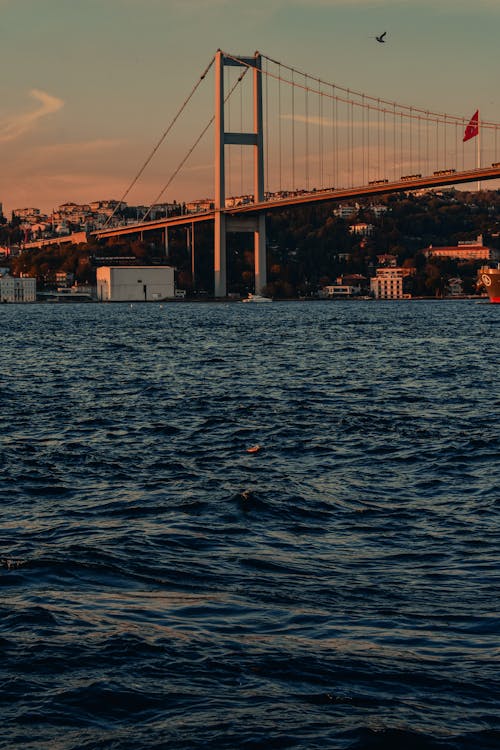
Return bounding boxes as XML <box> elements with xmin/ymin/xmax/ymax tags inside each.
<box><xmin>214</xmin><ymin>50</ymin><xmax>266</xmax><ymax>297</ymax></box>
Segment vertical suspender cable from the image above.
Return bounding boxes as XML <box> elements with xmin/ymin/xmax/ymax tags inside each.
<box><xmin>409</xmin><ymin>107</ymin><xmax>412</xmax><ymax>173</ymax></box>
<box><xmin>350</xmin><ymin>98</ymin><xmax>354</xmax><ymax>186</ymax></box>
<box><xmin>226</xmin><ymin>67</ymin><xmax>232</xmax><ymax>200</ymax></box>
<box><xmin>426</xmin><ymin>112</ymin><xmax>430</xmax><ymax>176</ymax></box>
<box><xmin>377</xmin><ymin>101</ymin><xmax>381</xmax><ymax>177</ymax></box>
<box><xmin>393</xmin><ymin>103</ymin><xmax>396</xmax><ymax>180</ymax></box>
<box><xmin>383</xmin><ymin>109</ymin><xmax>386</xmax><ymax>180</ymax></box>
<box><xmin>319</xmin><ymin>79</ymin><xmax>323</xmax><ymax>188</ymax></box>
<box><xmin>278</xmin><ymin>63</ymin><xmax>282</xmax><ymax>192</ymax></box>
<box><xmin>305</xmin><ymin>74</ymin><xmax>309</xmax><ymax>190</ymax></box>
<box><xmin>361</xmin><ymin>95</ymin><xmax>365</xmax><ymax>184</ymax></box>
<box><xmin>417</xmin><ymin>115</ymin><xmax>421</xmax><ymax>176</ymax></box>
<box><xmin>265</xmin><ymin>58</ymin><xmax>269</xmax><ymax>195</ymax></box>
<box><xmin>240</xmin><ymin>77</ymin><xmax>243</xmax><ymax>196</ymax></box>
<box><xmin>332</xmin><ymin>86</ymin><xmax>338</xmax><ymax>187</ymax></box>
<box><xmin>444</xmin><ymin>115</ymin><xmax>447</xmax><ymax>169</ymax></box>
<box><xmin>367</xmin><ymin>102</ymin><xmax>371</xmax><ymax>182</ymax></box>
<box><xmin>400</xmin><ymin>111</ymin><xmax>404</xmax><ymax>176</ymax></box>
<box><xmin>436</xmin><ymin>117</ymin><xmax>439</xmax><ymax>170</ymax></box>
<box><xmin>347</xmin><ymin>91</ymin><xmax>351</xmax><ymax>186</ymax></box>
<box><xmin>291</xmin><ymin>69</ymin><xmax>295</xmax><ymax>191</ymax></box>
<box><xmin>462</xmin><ymin>120</ymin><xmax>466</xmax><ymax>169</ymax></box>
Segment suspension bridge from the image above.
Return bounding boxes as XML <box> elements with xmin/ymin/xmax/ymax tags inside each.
<box><xmin>94</xmin><ymin>50</ymin><xmax>500</xmax><ymax>297</ymax></box>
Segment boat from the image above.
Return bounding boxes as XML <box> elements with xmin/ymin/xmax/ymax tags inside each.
<box><xmin>478</xmin><ymin>265</ymin><xmax>500</xmax><ymax>303</ymax></box>
<box><xmin>242</xmin><ymin>293</ymin><xmax>272</xmax><ymax>303</ymax></box>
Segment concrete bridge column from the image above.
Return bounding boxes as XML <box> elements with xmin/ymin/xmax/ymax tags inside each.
<box><xmin>214</xmin><ymin>50</ymin><xmax>266</xmax><ymax>298</ymax></box>
<box><xmin>254</xmin><ymin>214</ymin><xmax>266</xmax><ymax>294</ymax></box>
<box><xmin>214</xmin><ymin>212</ymin><xmax>226</xmax><ymax>298</ymax></box>
<box><xmin>214</xmin><ymin>50</ymin><xmax>226</xmax><ymax>298</ymax></box>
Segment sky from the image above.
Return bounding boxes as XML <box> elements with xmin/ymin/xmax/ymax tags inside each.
<box><xmin>1</xmin><ymin>0</ymin><xmax>500</xmax><ymax>216</ymax></box>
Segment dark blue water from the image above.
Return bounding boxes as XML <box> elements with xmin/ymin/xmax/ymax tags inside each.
<box><xmin>1</xmin><ymin>300</ymin><xmax>499</xmax><ymax>750</ymax></box>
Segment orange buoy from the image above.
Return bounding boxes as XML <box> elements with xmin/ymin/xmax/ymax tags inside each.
<box><xmin>246</xmin><ymin>445</ymin><xmax>261</xmax><ymax>454</ymax></box>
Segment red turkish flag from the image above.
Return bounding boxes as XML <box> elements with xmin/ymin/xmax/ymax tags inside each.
<box><xmin>463</xmin><ymin>110</ymin><xmax>479</xmax><ymax>142</ymax></box>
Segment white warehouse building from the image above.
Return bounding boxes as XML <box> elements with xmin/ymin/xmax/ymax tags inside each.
<box><xmin>0</xmin><ymin>275</ymin><xmax>36</xmax><ymax>302</ymax></box>
<box><xmin>96</xmin><ymin>266</ymin><xmax>175</xmax><ymax>302</ymax></box>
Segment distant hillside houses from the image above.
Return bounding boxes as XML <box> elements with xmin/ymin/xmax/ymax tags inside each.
<box><xmin>349</xmin><ymin>222</ymin><xmax>374</xmax><ymax>236</ymax></box>
<box><xmin>377</xmin><ymin>254</ymin><xmax>398</xmax><ymax>267</ymax></box>
<box><xmin>333</xmin><ymin>203</ymin><xmax>388</xmax><ymax>219</ymax></box>
<box><xmin>185</xmin><ymin>199</ymin><xmax>215</xmax><ymax>213</ymax></box>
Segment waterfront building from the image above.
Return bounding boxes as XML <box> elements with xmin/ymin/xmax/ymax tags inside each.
<box><xmin>446</xmin><ymin>277</ymin><xmax>464</xmax><ymax>296</ymax></box>
<box><xmin>320</xmin><ymin>284</ymin><xmax>358</xmax><ymax>298</ymax></box>
<box><xmin>96</xmin><ymin>266</ymin><xmax>175</xmax><ymax>302</ymax></box>
<box><xmin>337</xmin><ymin>273</ymin><xmax>368</xmax><ymax>292</ymax></box>
<box><xmin>0</xmin><ymin>275</ymin><xmax>36</xmax><ymax>302</ymax></box>
<box><xmin>370</xmin><ymin>268</ymin><xmax>409</xmax><ymax>299</ymax></box>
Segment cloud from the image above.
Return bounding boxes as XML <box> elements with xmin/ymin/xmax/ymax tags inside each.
<box><xmin>0</xmin><ymin>89</ymin><xmax>64</xmax><ymax>143</ymax></box>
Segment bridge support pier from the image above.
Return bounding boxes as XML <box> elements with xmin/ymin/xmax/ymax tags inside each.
<box><xmin>214</xmin><ymin>212</ymin><xmax>227</xmax><ymax>298</ymax></box>
<box><xmin>214</xmin><ymin>50</ymin><xmax>266</xmax><ymax>297</ymax></box>
<box><xmin>254</xmin><ymin>214</ymin><xmax>266</xmax><ymax>293</ymax></box>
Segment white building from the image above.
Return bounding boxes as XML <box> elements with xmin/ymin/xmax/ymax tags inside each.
<box><xmin>370</xmin><ymin>268</ymin><xmax>409</xmax><ymax>299</ymax></box>
<box><xmin>333</xmin><ymin>204</ymin><xmax>359</xmax><ymax>218</ymax></box>
<box><xmin>96</xmin><ymin>266</ymin><xmax>175</xmax><ymax>302</ymax></box>
<box><xmin>320</xmin><ymin>284</ymin><xmax>358</xmax><ymax>298</ymax></box>
<box><xmin>0</xmin><ymin>275</ymin><xmax>36</xmax><ymax>302</ymax></box>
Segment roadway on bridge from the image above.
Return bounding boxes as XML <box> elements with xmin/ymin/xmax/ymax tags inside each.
<box><xmin>93</xmin><ymin>165</ymin><xmax>500</xmax><ymax>241</ymax></box>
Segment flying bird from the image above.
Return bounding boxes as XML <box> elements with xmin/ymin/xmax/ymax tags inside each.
<box><xmin>375</xmin><ymin>32</ymin><xmax>387</xmax><ymax>43</ymax></box>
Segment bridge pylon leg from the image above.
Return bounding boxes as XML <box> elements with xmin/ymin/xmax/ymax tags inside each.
<box><xmin>214</xmin><ymin>211</ymin><xmax>226</xmax><ymax>298</ymax></box>
<box><xmin>214</xmin><ymin>49</ymin><xmax>266</xmax><ymax>298</ymax></box>
<box><xmin>254</xmin><ymin>213</ymin><xmax>266</xmax><ymax>294</ymax></box>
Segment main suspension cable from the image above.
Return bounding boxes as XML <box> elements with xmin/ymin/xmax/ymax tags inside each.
<box><xmin>260</xmin><ymin>52</ymin><xmax>500</xmax><ymax>129</ymax></box>
<box><xmin>103</xmin><ymin>56</ymin><xmax>215</xmax><ymax>228</ymax></box>
<box><xmin>141</xmin><ymin>66</ymin><xmax>249</xmax><ymax>222</ymax></box>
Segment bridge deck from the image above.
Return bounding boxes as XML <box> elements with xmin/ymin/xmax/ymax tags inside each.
<box><xmin>93</xmin><ymin>165</ymin><xmax>500</xmax><ymax>240</ymax></box>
